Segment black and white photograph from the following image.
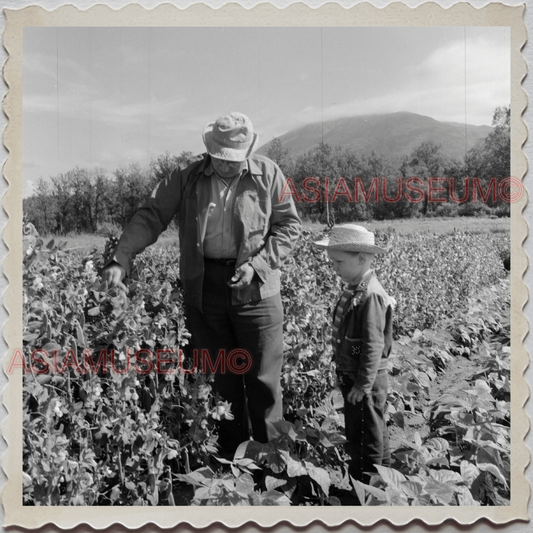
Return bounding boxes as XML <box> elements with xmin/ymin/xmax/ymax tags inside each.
<box><xmin>1</xmin><ymin>1</ymin><xmax>529</xmax><ymax>529</ymax></box>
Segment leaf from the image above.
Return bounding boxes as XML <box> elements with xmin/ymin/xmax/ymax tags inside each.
<box><xmin>375</xmin><ymin>465</ymin><xmax>407</xmax><ymax>490</ymax></box>
<box><xmin>473</xmin><ymin>379</ymin><xmax>492</xmax><ymax>398</ymax></box>
<box><xmin>384</xmin><ymin>485</ymin><xmax>409</xmax><ymax>506</ymax></box>
<box><xmin>146</xmin><ymin>485</ymin><xmax>159</xmax><ymax>506</ymax></box>
<box><xmin>265</xmin><ymin>475</ymin><xmax>287</xmax><ymax>491</ymax></box>
<box><xmin>23</xmin><ymin>332</ymin><xmax>40</xmax><ymax>342</ymax></box>
<box><xmin>109</xmin><ymin>486</ymin><xmax>121</xmax><ymax>504</ymax></box>
<box><xmin>176</xmin><ymin>467</ymin><xmax>214</xmax><ymax>487</ymax></box>
<box><xmin>460</xmin><ymin>461</ymin><xmax>481</xmax><ymax>488</ymax></box>
<box><xmin>402</xmin><ymin>480</ymin><xmax>423</xmax><ymax>499</ymax></box>
<box><xmin>429</xmin><ymin>469</ymin><xmax>462</xmax><ymax>485</ymax></box>
<box><xmin>76</xmin><ymin>325</ymin><xmax>86</xmax><ymax>348</ymax></box>
<box><xmin>477</xmin><ymin>463</ymin><xmax>507</xmax><ymax>487</ymax></box>
<box><xmin>235</xmin><ymin>458</ymin><xmax>261</xmax><ymax>470</ymax></box>
<box><xmin>257</xmin><ymin>490</ymin><xmax>291</xmax><ymax>506</ymax></box>
<box><xmin>426</xmin><ymin>457</ymin><xmax>449</xmax><ymax>468</ymax></box>
<box><xmin>285</xmin><ymin>456</ymin><xmax>307</xmax><ymax>478</ymax></box>
<box><xmin>194</xmin><ymin>486</ymin><xmax>211</xmax><ymax>500</ymax></box>
<box><xmin>305</xmin><ymin>463</ymin><xmax>330</xmax><ymax>496</ymax></box>
<box><xmin>423</xmin><ymin>479</ymin><xmax>456</xmax><ymax>505</ymax></box>
<box><xmin>235</xmin><ymin>439</ymin><xmax>263</xmax><ymax>461</ymax></box>
<box><xmin>214</xmin><ymin>457</ymin><xmax>233</xmax><ymax>465</ymax></box>
<box><xmin>351</xmin><ymin>478</ymin><xmax>368</xmax><ymax>505</ymax></box>
<box><xmin>265</xmin><ymin>448</ymin><xmax>287</xmax><ymax>475</ymax></box>
<box><xmin>476</xmin><ymin>445</ymin><xmax>503</xmax><ymax>469</ymax></box>
<box><xmin>456</xmin><ymin>486</ymin><xmax>480</xmax><ymax>506</ymax></box>
<box><xmin>88</xmin><ymin>306</ymin><xmax>101</xmax><ymax>316</ymax></box>
<box><xmin>235</xmin><ymin>474</ymin><xmax>255</xmax><ymax>495</ymax></box>
<box><xmin>352</xmin><ymin>479</ymin><xmax>387</xmax><ymax>502</ymax></box>
<box><xmin>318</xmin><ymin>433</ymin><xmax>334</xmax><ymax>448</ymax></box>
<box><xmin>272</xmin><ymin>420</ymin><xmax>298</xmax><ymax>441</ymax></box>
<box><xmin>391</xmin><ymin>411</ymin><xmax>405</xmax><ymax>429</ymax></box>
<box><xmin>425</xmin><ymin>437</ymin><xmax>450</xmax><ymax>453</ymax></box>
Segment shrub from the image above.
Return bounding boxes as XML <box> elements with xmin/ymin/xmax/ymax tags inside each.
<box><xmin>429</xmin><ymin>202</ymin><xmax>459</xmax><ymax>218</ymax></box>
<box><xmin>95</xmin><ymin>221</ymin><xmax>123</xmax><ymax>237</ymax></box>
<box><xmin>494</xmin><ymin>203</ymin><xmax>511</xmax><ymax>217</ymax></box>
<box><xmin>457</xmin><ymin>202</ymin><xmax>492</xmax><ymax>218</ymax></box>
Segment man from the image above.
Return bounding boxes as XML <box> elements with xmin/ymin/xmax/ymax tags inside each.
<box><xmin>103</xmin><ymin>112</ymin><xmax>301</xmax><ymax>456</ymax></box>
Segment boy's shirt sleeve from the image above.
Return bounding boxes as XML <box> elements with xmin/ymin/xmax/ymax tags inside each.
<box><xmin>351</xmin><ymin>293</ymin><xmax>388</xmax><ymax>394</ymax></box>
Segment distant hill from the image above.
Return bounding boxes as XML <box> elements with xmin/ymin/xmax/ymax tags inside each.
<box><xmin>257</xmin><ymin>112</ymin><xmax>492</xmax><ymax>161</ymax></box>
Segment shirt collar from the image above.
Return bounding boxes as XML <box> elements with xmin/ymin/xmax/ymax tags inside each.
<box><xmin>348</xmin><ymin>269</ymin><xmax>374</xmax><ymax>291</ymax></box>
<box><xmin>248</xmin><ymin>157</ymin><xmax>262</xmax><ymax>176</ymax></box>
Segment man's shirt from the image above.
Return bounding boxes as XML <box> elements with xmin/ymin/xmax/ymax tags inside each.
<box><xmin>110</xmin><ymin>153</ymin><xmax>301</xmax><ymax>311</ymax></box>
<box><xmin>202</xmin><ymin>162</ymin><xmax>248</xmax><ymax>259</ymax></box>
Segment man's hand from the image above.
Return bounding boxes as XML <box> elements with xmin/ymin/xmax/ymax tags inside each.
<box><xmin>347</xmin><ymin>386</ymin><xmax>365</xmax><ymax>405</ymax></box>
<box><xmin>101</xmin><ymin>262</ymin><xmax>127</xmax><ymax>292</ymax></box>
<box><xmin>227</xmin><ymin>263</ymin><xmax>254</xmax><ymax>289</ymax></box>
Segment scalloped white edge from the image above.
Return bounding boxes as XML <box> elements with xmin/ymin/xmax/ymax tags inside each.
<box><xmin>1</xmin><ymin>1</ymin><xmax>529</xmax><ymax>529</ymax></box>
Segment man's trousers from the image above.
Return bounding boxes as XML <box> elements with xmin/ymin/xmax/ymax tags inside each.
<box><xmin>185</xmin><ymin>260</ymin><xmax>284</xmax><ymax>457</ymax></box>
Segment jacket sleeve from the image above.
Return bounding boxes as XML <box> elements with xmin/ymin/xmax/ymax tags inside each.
<box><xmin>249</xmin><ymin>165</ymin><xmax>301</xmax><ymax>281</ymax></box>
<box><xmin>352</xmin><ymin>293</ymin><xmax>388</xmax><ymax>394</ymax></box>
<box><xmin>110</xmin><ymin>167</ymin><xmax>185</xmax><ymax>276</ymax></box>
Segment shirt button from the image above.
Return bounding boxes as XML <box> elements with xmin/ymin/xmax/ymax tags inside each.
<box><xmin>337</xmin><ymin>339</ymin><xmax>341</xmax><ymax>344</ymax></box>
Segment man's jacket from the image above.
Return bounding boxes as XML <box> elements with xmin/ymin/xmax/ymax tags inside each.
<box><xmin>333</xmin><ymin>270</ymin><xmax>393</xmax><ymax>394</ymax></box>
<box><xmin>112</xmin><ymin>153</ymin><xmax>301</xmax><ymax>311</ymax></box>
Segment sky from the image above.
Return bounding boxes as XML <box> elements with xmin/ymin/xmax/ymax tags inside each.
<box><xmin>23</xmin><ymin>26</ymin><xmax>510</xmax><ymax>197</ymax></box>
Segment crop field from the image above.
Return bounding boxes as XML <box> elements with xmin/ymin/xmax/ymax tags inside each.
<box><xmin>22</xmin><ymin>224</ymin><xmax>510</xmax><ymax>506</ymax></box>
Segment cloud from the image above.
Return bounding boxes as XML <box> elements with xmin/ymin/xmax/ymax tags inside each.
<box><xmin>267</xmin><ymin>34</ymin><xmax>509</xmax><ymax>136</ymax></box>
<box><xmin>25</xmin><ymin>82</ymin><xmax>188</xmax><ymax>129</ymax></box>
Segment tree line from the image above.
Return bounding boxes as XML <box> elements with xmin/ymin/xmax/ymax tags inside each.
<box><xmin>266</xmin><ymin>106</ymin><xmax>511</xmax><ymax>224</ymax></box>
<box><xmin>24</xmin><ymin>107</ymin><xmax>510</xmax><ymax>235</ymax></box>
<box><xmin>24</xmin><ymin>152</ymin><xmax>194</xmax><ymax>235</ymax></box>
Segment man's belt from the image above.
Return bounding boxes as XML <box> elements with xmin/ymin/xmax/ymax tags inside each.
<box><xmin>204</xmin><ymin>257</ymin><xmax>237</xmax><ymax>265</ymax></box>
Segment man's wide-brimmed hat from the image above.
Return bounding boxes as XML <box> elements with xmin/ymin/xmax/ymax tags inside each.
<box><xmin>314</xmin><ymin>224</ymin><xmax>386</xmax><ymax>254</ymax></box>
<box><xmin>202</xmin><ymin>112</ymin><xmax>259</xmax><ymax>162</ymax></box>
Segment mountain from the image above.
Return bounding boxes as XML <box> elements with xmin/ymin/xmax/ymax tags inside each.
<box><xmin>257</xmin><ymin>112</ymin><xmax>492</xmax><ymax>161</ymax></box>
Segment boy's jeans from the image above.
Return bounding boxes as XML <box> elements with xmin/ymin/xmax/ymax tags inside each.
<box><xmin>338</xmin><ymin>370</ymin><xmax>391</xmax><ymax>484</ymax></box>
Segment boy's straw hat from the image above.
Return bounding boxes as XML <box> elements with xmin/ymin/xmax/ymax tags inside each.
<box><xmin>314</xmin><ymin>224</ymin><xmax>386</xmax><ymax>254</ymax></box>
<box><xmin>202</xmin><ymin>112</ymin><xmax>258</xmax><ymax>162</ymax></box>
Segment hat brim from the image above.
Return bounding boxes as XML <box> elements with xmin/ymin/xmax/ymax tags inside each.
<box><xmin>313</xmin><ymin>239</ymin><xmax>387</xmax><ymax>254</ymax></box>
<box><xmin>202</xmin><ymin>124</ymin><xmax>258</xmax><ymax>162</ymax></box>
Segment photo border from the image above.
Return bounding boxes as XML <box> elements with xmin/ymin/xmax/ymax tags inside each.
<box><xmin>2</xmin><ymin>2</ymin><xmax>529</xmax><ymax>528</ymax></box>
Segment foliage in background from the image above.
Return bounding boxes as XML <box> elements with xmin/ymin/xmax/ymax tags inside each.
<box><xmin>23</xmin><ymin>151</ymin><xmax>194</xmax><ymax>235</ymax></box>
<box><xmin>24</xmin><ymin>107</ymin><xmax>510</xmax><ymax>234</ymax></box>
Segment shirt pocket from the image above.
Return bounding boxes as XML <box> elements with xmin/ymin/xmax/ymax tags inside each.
<box><xmin>345</xmin><ymin>337</ymin><xmax>363</xmax><ymax>356</ymax></box>
<box><xmin>338</xmin><ymin>337</ymin><xmax>363</xmax><ymax>367</ymax></box>
<box><xmin>236</xmin><ymin>190</ymin><xmax>269</xmax><ymax>235</ymax></box>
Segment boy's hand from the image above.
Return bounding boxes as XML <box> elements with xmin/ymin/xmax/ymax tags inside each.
<box><xmin>227</xmin><ymin>263</ymin><xmax>254</xmax><ymax>289</ymax></box>
<box><xmin>347</xmin><ymin>386</ymin><xmax>365</xmax><ymax>404</ymax></box>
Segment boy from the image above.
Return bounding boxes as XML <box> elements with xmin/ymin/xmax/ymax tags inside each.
<box><xmin>314</xmin><ymin>224</ymin><xmax>393</xmax><ymax>486</ymax></box>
